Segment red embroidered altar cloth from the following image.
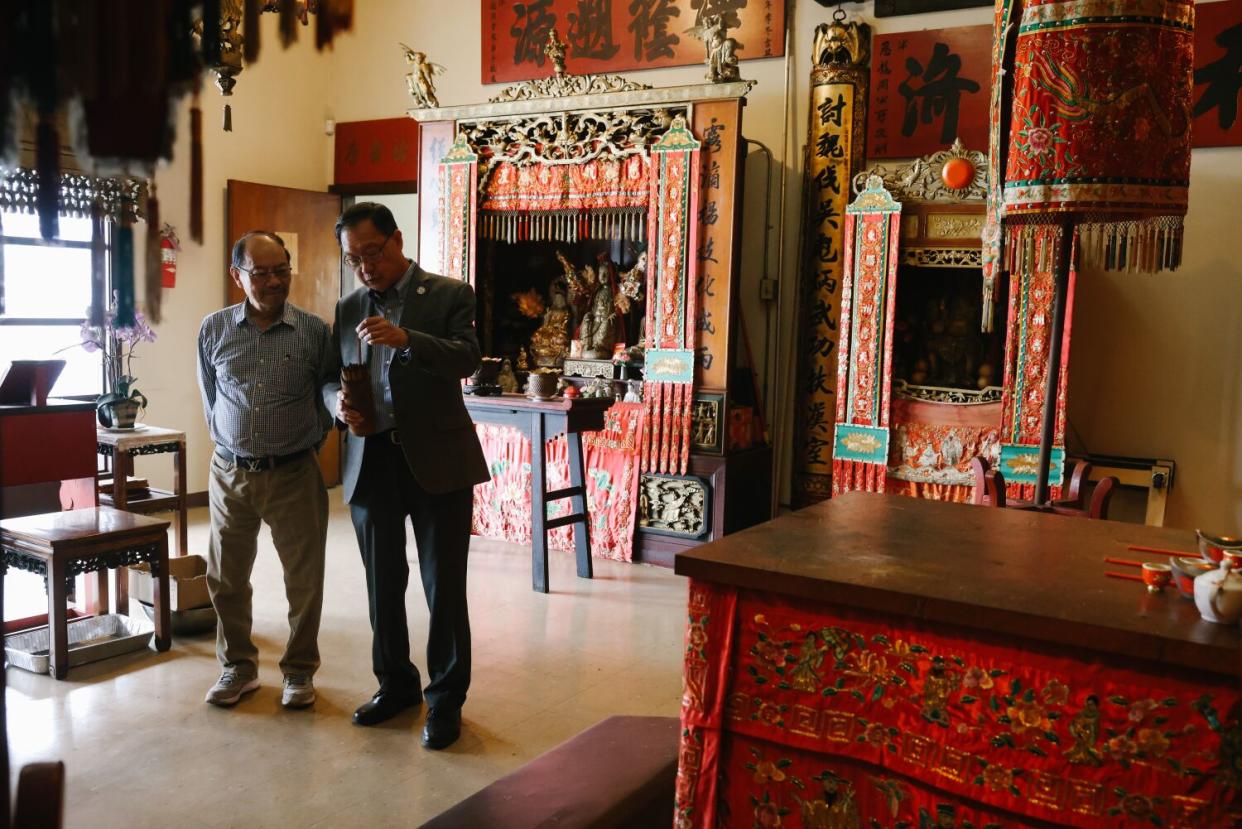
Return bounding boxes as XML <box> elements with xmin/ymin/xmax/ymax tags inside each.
<box><xmin>676</xmin><ymin>580</ymin><xmax>1242</xmax><ymax>828</ymax></box>
<box><xmin>480</xmin><ymin>157</ymin><xmax>650</xmax><ymax>213</ymax></box>
<box><xmin>471</xmin><ymin>401</ymin><xmax>643</xmax><ymax>562</ymax></box>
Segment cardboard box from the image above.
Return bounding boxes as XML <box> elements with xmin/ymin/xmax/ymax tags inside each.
<box><xmin>128</xmin><ymin>555</ymin><xmax>212</xmax><ymax>611</ymax></box>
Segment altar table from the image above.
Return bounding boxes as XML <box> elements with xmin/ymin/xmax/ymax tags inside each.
<box><xmin>464</xmin><ymin>394</ymin><xmax>610</xmax><ymax>593</ymax></box>
<box><xmin>673</xmin><ymin>493</ymin><xmax>1242</xmax><ymax>828</ymax></box>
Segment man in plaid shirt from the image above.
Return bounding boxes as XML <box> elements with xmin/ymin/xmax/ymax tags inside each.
<box><xmin>197</xmin><ymin>230</ymin><xmax>333</xmax><ymax>709</ymax></box>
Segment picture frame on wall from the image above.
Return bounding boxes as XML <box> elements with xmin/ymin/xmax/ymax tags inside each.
<box><xmin>480</xmin><ymin>0</ymin><xmax>786</xmax><ymax>85</ymax></box>
<box><xmin>867</xmin><ymin>24</ymin><xmax>992</xmax><ymax>159</ymax></box>
<box><xmin>873</xmin><ymin>0</ymin><xmax>991</xmax><ymax>16</ymax></box>
<box><xmin>1193</xmin><ymin>0</ymin><xmax>1242</xmax><ymax>148</ymax></box>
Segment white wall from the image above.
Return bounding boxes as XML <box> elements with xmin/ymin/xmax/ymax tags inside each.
<box><xmin>132</xmin><ymin>1</ymin><xmax>1241</xmax><ymax>532</ymax></box>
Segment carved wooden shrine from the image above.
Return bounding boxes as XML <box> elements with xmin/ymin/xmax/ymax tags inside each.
<box><xmin>408</xmin><ymin>56</ymin><xmax>772</xmax><ymax>564</ymax></box>
<box><xmin>831</xmin><ymin>142</ymin><xmax>1073</xmax><ymax>502</ymax></box>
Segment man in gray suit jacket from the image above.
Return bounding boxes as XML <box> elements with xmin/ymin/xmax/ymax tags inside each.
<box><xmin>323</xmin><ymin>202</ymin><xmax>489</xmax><ymax>749</ymax></box>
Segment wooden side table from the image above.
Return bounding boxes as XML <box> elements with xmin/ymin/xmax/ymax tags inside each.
<box><xmin>464</xmin><ymin>394</ymin><xmax>611</xmax><ymax>593</ymax></box>
<box><xmin>96</xmin><ymin>426</ymin><xmax>188</xmax><ymax>615</ymax></box>
<box><xmin>1</xmin><ymin>507</ymin><xmax>171</xmax><ymax>679</ymax></box>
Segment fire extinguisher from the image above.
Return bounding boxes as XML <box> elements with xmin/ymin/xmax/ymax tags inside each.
<box><xmin>160</xmin><ymin>224</ymin><xmax>180</xmax><ymax>288</ymax></box>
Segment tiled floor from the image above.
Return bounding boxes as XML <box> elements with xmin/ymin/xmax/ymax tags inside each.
<box><xmin>9</xmin><ymin>499</ymin><xmax>688</xmax><ymax>828</ymax></box>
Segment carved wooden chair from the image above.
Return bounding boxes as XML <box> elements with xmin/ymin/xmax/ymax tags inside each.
<box><xmin>971</xmin><ymin>457</ymin><xmax>1118</xmax><ymax>520</ymax></box>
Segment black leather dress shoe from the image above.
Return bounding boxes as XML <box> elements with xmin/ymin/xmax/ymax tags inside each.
<box><xmin>421</xmin><ymin>706</ymin><xmax>462</xmax><ymax>749</ymax></box>
<box><xmin>352</xmin><ymin>690</ymin><xmax>422</xmax><ymax>726</ymax></box>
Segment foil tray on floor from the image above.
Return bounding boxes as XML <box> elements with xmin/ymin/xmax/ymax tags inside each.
<box><xmin>5</xmin><ymin>614</ymin><xmax>155</xmax><ymax>674</ymax></box>
<box><xmin>139</xmin><ymin>600</ymin><xmax>216</xmax><ymax>635</ymax></box>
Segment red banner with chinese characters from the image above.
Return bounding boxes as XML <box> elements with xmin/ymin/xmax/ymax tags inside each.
<box><xmin>868</xmin><ymin>25</ymin><xmax>991</xmax><ymax>159</ymax></box>
<box><xmin>332</xmin><ymin>118</ymin><xmax>420</xmax><ymax>187</ymax></box>
<box><xmin>481</xmin><ymin>0</ymin><xmax>785</xmax><ymax>84</ymax></box>
<box><xmin>1194</xmin><ymin>0</ymin><xmax>1242</xmax><ymax>148</ymax></box>
<box><xmin>676</xmin><ymin>579</ymin><xmax>1242</xmax><ymax>828</ymax></box>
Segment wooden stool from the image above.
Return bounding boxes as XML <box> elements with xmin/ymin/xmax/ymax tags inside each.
<box><xmin>422</xmin><ymin>715</ymin><xmax>679</xmax><ymax>828</ymax></box>
<box><xmin>0</xmin><ymin>507</ymin><xmax>171</xmax><ymax>679</ymax></box>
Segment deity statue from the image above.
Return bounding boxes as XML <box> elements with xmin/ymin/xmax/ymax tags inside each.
<box><xmin>557</xmin><ymin>250</ymin><xmax>584</xmax><ymax>307</ymax></box>
<box><xmin>568</xmin><ymin>254</ymin><xmax>616</xmax><ymax>359</ymax></box>
<box><xmin>497</xmin><ymin>358</ymin><xmax>519</xmax><ymax>393</ymax></box>
<box><xmin>927</xmin><ymin>298</ymin><xmax>981</xmax><ymax>388</ymax></box>
<box><xmin>614</xmin><ymin>251</ymin><xmax>646</xmax><ymax>315</ymax></box>
<box><xmin>528</xmin><ymin>283</ymin><xmax>571</xmax><ymax>367</ymax></box>
<box><xmin>687</xmin><ymin>14</ymin><xmax>740</xmax><ymax>83</ymax></box>
<box><xmin>400</xmin><ymin>44</ymin><xmax>445</xmax><ymax>108</ymax></box>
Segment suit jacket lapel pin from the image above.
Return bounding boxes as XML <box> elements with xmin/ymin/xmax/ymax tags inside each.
<box><xmin>416</xmin><ymin>285</ymin><xmax>427</xmax><ymax>295</ymax></box>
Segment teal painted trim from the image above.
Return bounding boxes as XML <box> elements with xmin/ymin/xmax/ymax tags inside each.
<box><xmin>652</xmin><ymin>118</ymin><xmax>702</xmax><ymax>153</ymax></box>
<box><xmin>834</xmin><ymin>424</ymin><xmax>890</xmax><ymax>465</ymax></box>
<box><xmin>846</xmin><ymin>178</ymin><xmax>901</xmax><ymax>215</ymax></box>
<box><xmin>645</xmin><ymin>348</ymin><xmax>695</xmax><ymax>383</ymax></box>
<box><xmin>440</xmin><ymin>133</ymin><xmax>478</xmax><ymax>165</ymax></box>
<box><xmin>999</xmin><ymin>444</ymin><xmax>1065</xmax><ymax>486</ymax></box>
<box><xmin>1003</xmin><ymin>175</ymin><xmax>1189</xmax><ymax>187</ymax></box>
<box><xmin>1018</xmin><ymin>16</ymin><xmax>1192</xmax><ymax>35</ymax></box>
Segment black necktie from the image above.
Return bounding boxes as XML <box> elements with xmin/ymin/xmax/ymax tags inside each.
<box><xmin>367</xmin><ymin>289</ymin><xmax>388</xmax><ymax>311</ymax></box>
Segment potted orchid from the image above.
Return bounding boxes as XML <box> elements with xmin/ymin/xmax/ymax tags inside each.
<box><xmin>73</xmin><ymin>303</ymin><xmax>157</xmax><ymax>428</ymax></box>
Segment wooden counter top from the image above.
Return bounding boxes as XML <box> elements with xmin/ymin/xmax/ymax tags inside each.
<box><xmin>675</xmin><ymin>492</ymin><xmax>1240</xmax><ymax>680</ymax></box>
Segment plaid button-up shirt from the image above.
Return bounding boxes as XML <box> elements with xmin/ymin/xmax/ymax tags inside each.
<box><xmin>197</xmin><ymin>302</ymin><xmax>333</xmax><ymax>458</ymax></box>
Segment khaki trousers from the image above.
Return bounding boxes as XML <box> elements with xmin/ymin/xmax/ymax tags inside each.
<box><xmin>207</xmin><ymin>451</ymin><xmax>328</xmax><ymax>678</ymax></box>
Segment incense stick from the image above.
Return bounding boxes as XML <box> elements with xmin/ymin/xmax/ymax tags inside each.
<box><xmin>1126</xmin><ymin>545</ymin><xmax>1190</xmax><ymax>557</ymax></box>
<box><xmin>1104</xmin><ymin>557</ymin><xmax>1144</xmax><ymax>568</ymax></box>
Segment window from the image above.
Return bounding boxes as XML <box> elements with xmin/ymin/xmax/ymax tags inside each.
<box><xmin>0</xmin><ymin>210</ymin><xmax>105</xmax><ymax>396</ymax></box>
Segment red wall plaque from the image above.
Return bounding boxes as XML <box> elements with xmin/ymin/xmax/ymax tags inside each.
<box><xmin>333</xmin><ymin>118</ymin><xmax>420</xmax><ymax>188</ymax></box>
<box><xmin>867</xmin><ymin>25</ymin><xmax>992</xmax><ymax>159</ymax></box>
<box><xmin>1194</xmin><ymin>0</ymin><xmax>1242</xmax><ymax>148</ymax></box>
<box><xmin>481</xmin><ymin>0</ymin><xmax>785</xmax><ymax>84</ymax></box>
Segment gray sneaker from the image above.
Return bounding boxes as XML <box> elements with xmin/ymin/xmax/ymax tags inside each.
<box><xmin>281</xmin><ymin>674</ymin><xmax>316</xmax><ymax>708</ymax></box>
<box><xmin>205</xmin><ymin>669</ymin><xmax>260</xmax><ymax>706</ymax></box>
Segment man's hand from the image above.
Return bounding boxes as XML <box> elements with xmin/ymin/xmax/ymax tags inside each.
<box><xmin>336</xmin><ymin>389</ymin><xmax>365</xmax><ymax>427</ymax></box>
<box><xmin>357</xmin><ymin>316</ymin><xmax>411</xmax><ymax>349</ymax></box>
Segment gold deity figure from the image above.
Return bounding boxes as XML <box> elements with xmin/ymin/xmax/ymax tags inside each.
<box><xmin>400</xmin><ymin>44</ymin><xmax>446</xmax><ymax>108</ymax></box>
<box><xmin>528</xmin><ymin>285</ymin><xmax>572</xmax><ymax>367</ymax></box>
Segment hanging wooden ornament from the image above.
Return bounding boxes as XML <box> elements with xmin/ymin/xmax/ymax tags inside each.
<box><xmin>244</xmin><ymin>0</ymin><xmax>262</xmax><ymax>62</ymax></box>
<box><xmin>279</xmin><ymin>0</ymin><xmax>299</xmax><ymax>47</ymax></box>
<box><xmin>27</xmin><ymin>0</ymin><xmax>59</xmax><ymax>241</ymax></box>
<box><xmin>201</xmin><ymin>0</ymin><xmax>222</xmax><ymax>65</ymax></box>
<box><xmin>144</xmin><ymin>180</ymin><xmax>163</xmax><ymax>324</ymax></box>
<box><xmin>35</xmin><ymin>114</ymin><xmax>60</xmax><ymax>241</ymax></box>
<box><xmin>90</xmin><ymin>200</ymin><xmax>106</xmax><ymax>326</ymax></box>
<box><xmin>190</xmin><ymin>92</ymin><xmax>204</xmax><ymax>244</ymax></box>
<box><xmin>316</xmin><ymin>0</ymin><xmax>355</xmax><ymax>50</ymax></box>
<box><xmin>114</xmin><ymin>212</ymin><xmax>137</xmax><ymax>327</ymax></box>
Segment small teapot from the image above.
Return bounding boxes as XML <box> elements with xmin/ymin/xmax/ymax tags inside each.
<box><xmin>1193</xmin><ymin>557</ymin><xmax>1242</xmax><ymax>624</ymax></box>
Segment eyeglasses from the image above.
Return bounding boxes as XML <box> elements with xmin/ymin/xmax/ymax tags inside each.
<box><xmin>342</xmin><ymin>232</ymin><xmax>393</xmax><ymax>269</ymax></box>
<box><xmin>238</xmin><ymin>264</ymin><xmax>293</xmax><ymax>281</ymax></box>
